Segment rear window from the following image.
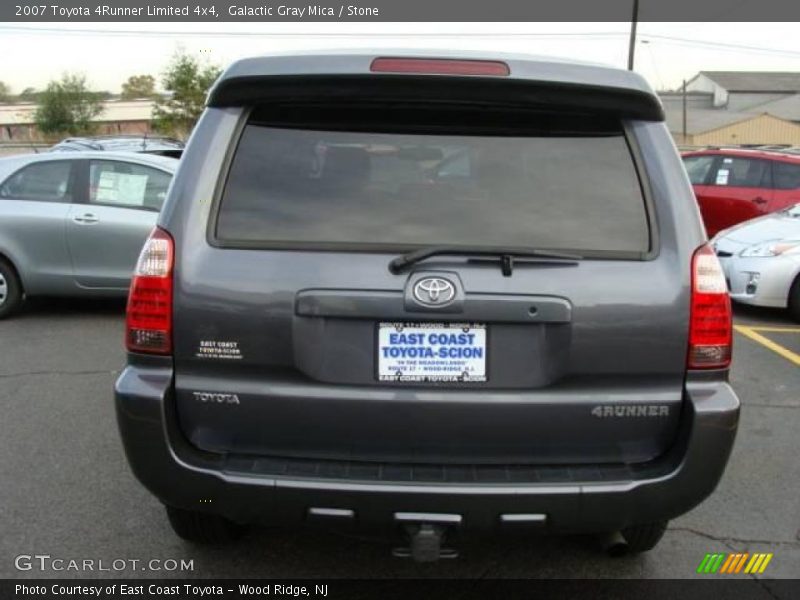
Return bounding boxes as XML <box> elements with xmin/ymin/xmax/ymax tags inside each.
<box><xmin>683</xmin><ymin>155</ymin><xmax>715</xmax><ymax>185</ymax></box>
<box><xmin>216</xmin><ymin>112</ymin><xmax>650</xmax><ymax>256</ymax></box>
<box><xmin>774</xmin><ymin>161</ymin><xmax>800</xmax><ymax>190</ymax></box>
<box><xmin>0</xmin><ymin>160</ymin><xmax>73</xmax><ymax>202</ymax></box>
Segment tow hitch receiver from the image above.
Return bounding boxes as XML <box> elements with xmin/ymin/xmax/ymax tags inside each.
<box><xmin>392</xmin><ymin>513</ymin><xmax>461</xmax><ymax>562</ymax></box>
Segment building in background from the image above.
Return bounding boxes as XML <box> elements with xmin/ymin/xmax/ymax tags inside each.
<box><xmin>0</xmin><ymin>99</ymin><xmax>156</xmax><ymax>143</ymax></box>
<box><xmin>659</xmin><ymin>71</ymin><xmax>800</xmax><ymax>147</ymax></box>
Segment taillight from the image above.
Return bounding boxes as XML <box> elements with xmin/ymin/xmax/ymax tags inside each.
<box><xmin>370</xmin><ymin>57</ymin><xmax>510</xmax><ymax>77</ymax></box>
<box><xmin>126</xmin><ymin>227</ymin><xmax>173</xmax><ymax>355</ymax></box>
<box><xmin>689</xmin><ymin>244</ymin><xmax>732</xmax><ymax>369</ymax></box>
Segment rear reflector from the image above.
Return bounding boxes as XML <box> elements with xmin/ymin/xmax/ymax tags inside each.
<box><xmin>689</xmin><ymin>244</ymin><xmax>732</xmax><ymax>369</ymax></box>
<box><xmin>126</xmin><ymin>227</ymin><xmax>173</xmax><ymax>355</ymax></box>
<box><xmin>370</xmin><ymin>57</ymin><xmax>510</xmax><ymax>77</ymax></box>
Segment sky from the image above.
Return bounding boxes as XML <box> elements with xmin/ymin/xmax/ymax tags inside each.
<box><xmin>0</xmin><ymin>22</ymin><xmax>798</xmax><ymax>95</ymax></box>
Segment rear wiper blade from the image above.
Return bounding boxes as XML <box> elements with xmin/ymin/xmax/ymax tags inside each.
<box><xmin>388</xmin><ymin>245</ymin><xmax>582</xmax><ymax>276</ymax></box>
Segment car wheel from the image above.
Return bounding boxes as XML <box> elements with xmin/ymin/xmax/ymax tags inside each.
<box><xmin>165</xmin><ymin>506</ymin><xmax>249</xmax><ymax>544</ymax></box>
<box><xmin>620</xmin><ymin>521</ymin><xmax>668</xmax><ymax>554</ymax></box>
<box><xmin>788</xmin><ymin>275</ymin><xmax>800</xmax><ymax>323</ymax></box>
<box><xmin>0</xmin><ymin>258</ymin><xmax>23</xmax><ymax>319</ymax></box>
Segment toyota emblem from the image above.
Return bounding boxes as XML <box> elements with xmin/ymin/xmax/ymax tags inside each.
<box><xmin>413</xmin><ymin>277</ymin><xmax>456</xmax><ymax>306</ymax></box>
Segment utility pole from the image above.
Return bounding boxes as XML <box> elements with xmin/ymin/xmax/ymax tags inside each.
<box><xmin>682</xmin><ymin>79</ymin><xmax>688</xmax><ymax>144</ymax></box>
<box><xmin>627</xmin><ymin>0</ymin><xmax>640</xmax><ymax>71</ymax></box>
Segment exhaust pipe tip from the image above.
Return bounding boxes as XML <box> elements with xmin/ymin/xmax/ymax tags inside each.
<box><xmin>600</xmin><ymin>531</ymin><xmax>630</xmax><ymax>557</ymax></box>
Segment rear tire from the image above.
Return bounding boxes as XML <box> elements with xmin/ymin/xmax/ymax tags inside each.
<box><xmin>0</xmin><ymin>258</ymin><xmax>23</xmax><ymax>319</ymax></box>
<box><xmin>788</xmin><ymin>275</ymin><xmax>800</xmax><ymax>323</ymax></box>
<box><xmin>165</xmin><ymin>506</ymin><xmax>248</xmax><ymax>544</ymax></box>
<box><xmin>620</xmin><ymin>521</ymin><xmax>668</xmax><ymax>554</ymax></box>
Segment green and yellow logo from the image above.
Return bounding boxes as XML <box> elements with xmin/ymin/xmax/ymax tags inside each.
<box><xmin>697</xmin><ymin>552</ymin><xmax>773</xmax><ymax>574</ymax></box>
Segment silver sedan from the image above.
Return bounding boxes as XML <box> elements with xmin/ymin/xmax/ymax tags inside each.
<box><xmin>712</xmin><ymin>203</ymin><xmax>800</xmax><ymax>321</ymax></box>
<box><xmin>0</xmin><ymin>151</ymin><xmax>177</xmax><ymax>318</ymax></box>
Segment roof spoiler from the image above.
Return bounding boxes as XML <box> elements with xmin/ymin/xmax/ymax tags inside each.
<box><xmin>207</xmin><ymin>75</ymin><xmax>665</xmax><ymax>122</ymax></box>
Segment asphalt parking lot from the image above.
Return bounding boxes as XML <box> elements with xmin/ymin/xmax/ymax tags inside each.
<box><xmin>1</xmin><ymin>299</ymin><xmax>798</xmax><ymax>586</ymax></box>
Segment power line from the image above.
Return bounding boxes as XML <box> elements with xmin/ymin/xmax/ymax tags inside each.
<box><xmin>2</xmin><ymin>25</ymin><xmax>799</xmax><ymax>58</ymax></box>
<box><xmin>0</xmin><ymin>25</ymin><xmax>629</xmax><ymax>37</ymax></box>
<box><xmin>641</xmin><ymin>34</ymin><xmax>800</xmax><ymax>58</ymax></box>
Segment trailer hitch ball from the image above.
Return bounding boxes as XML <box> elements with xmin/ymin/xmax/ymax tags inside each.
<box><xmin>392</xmin><ymin>523</ymin><xmax>459</xmax><ymax>562</ymax></box>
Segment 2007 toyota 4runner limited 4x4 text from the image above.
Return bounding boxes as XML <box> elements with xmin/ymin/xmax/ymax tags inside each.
<box><xmin>115</xmin><ymin>51</ymin><xmax>739</xmax><ymax>562</ymax></box>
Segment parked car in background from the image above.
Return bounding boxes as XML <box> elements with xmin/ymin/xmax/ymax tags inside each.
<box><xmin>49</xmin><ymin>135</ymin><xmax>185</xmax><ymax>158</ymax></box>
<box><xmin>713</xmin><ymin>202</ymin><xmax>800</xmax><ymax>321</ymax></box>
<box><xmin>115</xmin><ymin>51</ymin><xmax>739</xmax><ymax>561</ymax></box>
<box><xmin>682</xmin><ymin>148</ymin><xmax>800</xmax><ymax>238</ymax></box>
<box><xmin>0</xmin><ymin>151</ymin><xmax>177</xmax><ymax>318</ymax></box>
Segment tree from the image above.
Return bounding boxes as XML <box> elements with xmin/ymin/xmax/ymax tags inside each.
<box><xmin>33</xmin><ymin>74</ymin><xmax>105</xmax><ymax>137</ymax></box>
<box><xmin>0</xmin><ymin>81</ymin><xmax>10</xmax><ymax>103</ymax></box>
<box><xmin>121</xmin><ymin>74</ymin><xmax>156</xmax><ymax>100</ymax></box>
<box><xmin>19</xmin><ymin>87</ymin><xmax>38</xmax><ymax>102</ymax></box>
<box><xmin>153</xmin><ymin>51</ymin><xmax>221</xmax><ymax>137</ymax></box>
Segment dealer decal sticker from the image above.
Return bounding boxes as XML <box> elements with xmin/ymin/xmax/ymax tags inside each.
<box><xmin>195</xmin><ymin>340</ymin><xmax>242</xmax><ymax>360</ymax></box>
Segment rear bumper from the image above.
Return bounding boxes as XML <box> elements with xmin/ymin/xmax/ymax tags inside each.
<box><xmin>115</xmin><ymin>363</ymin><xmax>739</xmax><ymax>534</ymax></box>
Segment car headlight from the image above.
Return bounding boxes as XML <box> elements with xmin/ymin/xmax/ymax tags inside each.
<box><xmin>739</xmin><ymin>240</ymin><xmax>800</xmax><ymax>258</ymax></box>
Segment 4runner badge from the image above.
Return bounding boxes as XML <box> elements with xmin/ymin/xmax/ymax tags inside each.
<box><xmin>592</xmin><ymin>405</ymin><xmax>669</xmax><ymax>418</ymax></box>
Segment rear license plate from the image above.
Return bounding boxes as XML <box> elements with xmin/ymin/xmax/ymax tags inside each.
<box><xmin>377</xmin><ymin>322</ymin><xmax>487</xmax><ymax>382</ymax></box>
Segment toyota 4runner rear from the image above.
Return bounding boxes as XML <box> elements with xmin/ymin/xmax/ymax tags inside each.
<box><xmin>114</xmin><ymin>51</ymin><xmax>740</xmax><ymax>561</ymax></box>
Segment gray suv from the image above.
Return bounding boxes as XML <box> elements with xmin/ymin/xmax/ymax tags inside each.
<box><xmin>115</xmin><ymin>51</ymin><xmax>740</xmax><ymax>561</ymax></box>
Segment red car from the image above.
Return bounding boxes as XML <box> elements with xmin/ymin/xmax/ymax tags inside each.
<box><xmin>682</xmin><ymin>148</ymin><xmax>800</xmax><ymax>238</ymax></box>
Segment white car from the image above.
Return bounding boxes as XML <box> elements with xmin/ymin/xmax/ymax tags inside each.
<box><xmin>712</xmin><ymin>203</ymin><xmax>800</xmax><ymax>320</ymax></box>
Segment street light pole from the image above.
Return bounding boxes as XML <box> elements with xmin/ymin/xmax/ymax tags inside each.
<box><xmin>682</xmin><ymin>79</ymin><xmax>688</xmax><ymax>143</ymax></box>
<box><xmin>627</xmin><ymin>0</ymin><xmax>640</xmax><ymax>70</ymax></box>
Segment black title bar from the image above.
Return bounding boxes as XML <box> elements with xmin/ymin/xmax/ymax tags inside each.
<box><xmin>4</xmin><ymin>579</ymin><xmax>800</xmax><ymax>600</ymax></box>
<box><xmin>2</xmin><ymin>0</ymin><xmax>799</xmax><ymax>22</ymax></box>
